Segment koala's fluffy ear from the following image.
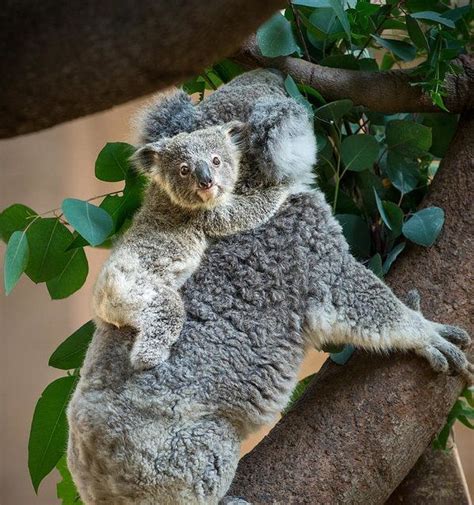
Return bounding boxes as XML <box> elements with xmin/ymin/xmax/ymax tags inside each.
<box><xmin>130</xmin><ymin>141</ymin><xmax>167</xmax><ymax>177</ymax></box>
<box><xmin>223</xmin><ymin>121</ymin><xmax>248</xmax><ymax>152</ymax></box>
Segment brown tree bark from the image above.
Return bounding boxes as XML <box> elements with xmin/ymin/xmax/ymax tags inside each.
<box><xmin>232</xmin><ymin>36</ymin><xmax>474</xmax><ymax>114</ymax></box>
<box><xmin>387</xmin><ymin>437</ymin><xmax>472</xmax><ymax>505</ymax></box>
<box><xmin>228</xmin><ymin>112</ymin><xmax>473</xmax><ymax>503</ymax></box>
<box><xmin>0</xmin><ymin>0</ymin><xmax>284</xmax><ymax>138</ymax></box>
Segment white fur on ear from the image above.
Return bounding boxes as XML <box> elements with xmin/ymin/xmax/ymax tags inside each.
<box><xmin>130</xmin><ymin>141</ymin><xmax>167</xmax><ymax>177</ymax></box>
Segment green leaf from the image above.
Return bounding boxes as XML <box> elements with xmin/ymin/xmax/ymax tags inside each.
<box><xmin>56</xmin><ymin>455</ymin><xmax>83</xmax><ymax>505</ymax></box>
<box><xmin>62</xmin><ymin>199</ymin><xmax>113</xmax><ymax>247</ymax></box>
<box><xmin>406</xmin><ymin>15</ymin><xmax>429</xmax><ymax>51</ymax></box>
<box><xmin>46</xmin><ymin>248</ymin><xmax>89</xmax><ymax>299</ymax></box>
<box><xmin>382</xmin><ymin>201</ymin><xmax>404</xmax><ymax>238</ymax></box>
<box><xmin>382</xmin><ymin>242</ymin><xmax>406</xmax><ymax>274</ymax></box>
<box><xmin>257</xmin><ymin>13</ymin><xmax>299</xmax><ymax>57</ymax></box>
<box><xmin>49</xmin><ymin>320</ymin><xmax>95</xmax><ymax>370</ymax></box>
<box><xmin>386</xmin><ymin>120</ymin><xmax>432</xmax><ymax>156</ymax></box>
<box><xmin>28</xmin><ymin>376</ymin><xmax>77</xmax><ymax>492</ymax></box>
<box><xmin>402</xmin><ymin>207</ymin><xmax>445</xmax><ymax>247</ymax></box>
<box><xmin>25</xmin><ymin>218</ymin><xmax>74</xmax><ymax>283</ymax></box>
<box><xmin>336</xmin><ymin>214</ymin><xmax>371</xmax><ymax>258</ymax></box>
<box><xmin>372</xmin><ymin>35</ymin><xmax>417</xmax><ymax>61</ymax></box>
<box><xmin>283</xmin><ymin>373</ymin><xmax>316</xmax><ymax>414</ymax></box>
<box><xmin>412</xmin><ymin>11</ymin><xmax>456</xmax><ymax>29</ymax></box>
<box><xmin>341</xmin><ymin>134</ymin><xmax>379</xmax><ymax>172</ymax></box>
<box><xmin>373</xmin><ymin>189</ymin><xmax>392</xmax><ymax>230</ymax></box>
<box><xmin>368</xmin><ymin>254</ymin><xmax>383</xmax><ymax>278</ymax></box>
<box><xmin>422</xmin><ymin>113</ymin><xmax>458</xmax><ymax>158</ymax></box>
<box><xmin>284</xmin><ymin>75</ymin><xmax>313</xmax><ymax>116</ymax></box>
<box><xmin>308</xmin><ymin>8</ymin><xmax>345</xmax><ymax>41</ymax></box>
<box><xmin>328</xmin><ymin>0</ymin><xmax>351</xmax><ymax>40</ymax></box>
<box><xmin>315</xmin><ymin>99</ymin><xmax>353</xmax><ymax>123</ymax></box>
<box><xmin>462</xmin><ymin>387</ymin><xmax>474</xmax><ymax>408</ymax></box>
<box><xmin>4</xmin><ymin>230</ymin><xmax>29</xmax><ymax>294</ymax></box>
<box><xmin>330</xmin><ymin>344</ymin><xmax>355</xmax><ymax>364</ymax></box>
<box><xmin>95</xmin><ymin>143</ymin><xmax>134</xmax><ymax>182</ymax></box>
<box><xmin>385</xmin><ymin>152</ymin><xmax>420</xmax><ymax>195</ymax></box>
<box><xmin>0</xmin><ymin>204</ymin><xmax>37</xmax><ymax>243</ymax></box>
<box><xmin>320</xmin><ymin>54</ymin><xmax>360</xmax><ymax>70</ymax></box>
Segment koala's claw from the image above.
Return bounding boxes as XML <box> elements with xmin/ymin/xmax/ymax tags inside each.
<box><xmin>416</xmin><ymin>324</ymin><xmax>472</xmax><ymax>383</ymax></box>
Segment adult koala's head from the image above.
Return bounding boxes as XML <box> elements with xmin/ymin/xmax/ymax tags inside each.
<box><xmin>132</xmin><ymin>122</ymin><xmax>247</xmax><ymax>209</ymax></box>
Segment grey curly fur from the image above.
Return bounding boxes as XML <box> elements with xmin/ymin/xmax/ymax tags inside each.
<box><xmin>68</xmin><ymin>70</ymin><xmax>472</xmax><ymax>505</ymax></box>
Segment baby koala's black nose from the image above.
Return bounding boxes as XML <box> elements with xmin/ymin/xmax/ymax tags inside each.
<box><xmin>195</xmin><ymin>162</ymin><xmax>214</xmax><ymax>189</ymax></box>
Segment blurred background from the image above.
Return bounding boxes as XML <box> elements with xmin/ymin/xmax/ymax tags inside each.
<box><xmin>1</xmin><ymin>97</ymin><xmax>472</xmax><ymax>505</ymax></box>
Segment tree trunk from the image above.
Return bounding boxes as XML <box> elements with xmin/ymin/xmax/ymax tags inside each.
<box><xmin>228</xmin><ymin>112</ymin><xmax>473</xmax><ymax>503</ymax></box>
<box><xmin>0</xmin><ymin>0</ymin><xmax>284</xmax><ymax>138</ymax></box>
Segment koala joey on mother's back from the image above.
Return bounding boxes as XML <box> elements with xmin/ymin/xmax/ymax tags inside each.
<box><xmin>93</xmin><ymin>110</ymin><xmax>316</xmax><ymax>370</ymax></box>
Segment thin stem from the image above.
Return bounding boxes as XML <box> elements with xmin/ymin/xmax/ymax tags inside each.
<box><xmin>289</xmin><ymin>1</ymin><xmax>312</xmax><ymax>63</ymax></box>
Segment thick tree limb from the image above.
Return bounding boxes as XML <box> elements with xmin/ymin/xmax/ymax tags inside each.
<box><xmin>0</xmin><ymin>0</ymin><xmax>284</xmax><ymax>138</ymax></box>
<box><xmin>387</xmin><ymin>437</ymin><xmax>472</xmax><ymax>504</ymax></box>
<box><xmin>228</xmin><ymin>112</ymin><xmax>473</xmax><ymax>503</ymax></box>
<box><xmin>231</xmin><ymin>36</ymin><xmax>474</xmax><ymax>114</ymax></box>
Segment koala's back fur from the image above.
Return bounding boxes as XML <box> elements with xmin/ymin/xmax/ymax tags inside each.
<box><xmin>68</xmin><ymin>191</ymin><xmax>343</xmax><ymax>505</ymax></box>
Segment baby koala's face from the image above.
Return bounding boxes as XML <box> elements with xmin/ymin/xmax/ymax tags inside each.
<box><xmin>133</xmin><ymin>122</ymin><xmax>245</xmax><ymax>209</ymax></box>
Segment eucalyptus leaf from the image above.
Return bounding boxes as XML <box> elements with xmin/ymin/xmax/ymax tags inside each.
<box><xmin>330</xmin><ymin>344</ymin><xmax>355</xmax><ymax>365</ymax></box>
<box><xmin>341</xmin><ymin>134</ymin><xmax>379</xmax><ymax>172</ymax></box>
<box><xmin>315</xmin><ymin>99</ymin><xmax>353</xmax><ymax>123</ymax></box>
<box><xmin>336</xmin><ymin>214</ymin><xmax>371</xmax><ymax>258</ymax></box>
<box><xmin>46</xmin><ymin>248</ymin><xmax>89</xmax><ymax>299</ymax></box>
<box><xmin>62</xmin><ymin>199</ymin><xmax>113</xmax><ymax>247</ymax></box>
<box><xmin>25</xmin><ymin>218</ymin><xmax>74</xmax><ymax>283</ymax></box>
<box><xmin>385</xmin><ymin>152</ymin><xmax>420</xmax><ymax>194</ymax></box>
<box><xmin>95</xmin><ymin>143</ymin><xmax>134</xmax><ymax>182</ymax></box>
<box><xmin>328</xmin><ymin>0</ymin><xmax>351</xmax><ymax>40</ymax></box>
<box><xmin>56</xmin><ymin>456</ymin><xmax>83</xmax><ymax>505</ymax></box>
<box><xmin>386</xmin><ymin>119</ymin><xmax>432</xmax><ymax>156</ymax></box>
<box><xmin>28</xmin><ymin>376</ymin><xmax>77</xmax><ymax>492</ymax></box>
<box><xmin>49</xmin><ymin>320</ymin><xmax>95</xmax><ymax>370</ymax></box>
<box><xmin>372</xmin><ymin>35</ymin><xmax>416</xmax><ymax>61</ymax></box>
<box><xmin>412</xmin><ymin>11</ymin><xmax>455</xmax><ymax>29</ymax></box>
<box><xmin>368</xmin><ymin>254</ymin><xmax>384</xmax><ymax>278</ymax></box>
<box><xmin>0</xmin><ymin>203</ymin><xmax>37</xmax><ymax>243</ymax></box>
<box><xmin>373</xmin><ymin>189</ymin><xmax>392</xmax><ymax>230</ymax></box>
<box><xmin>4</xmin><ymin>230</ymin><xmax>29</xmax><ymax>294</ymax></box>
<box><xmin>284</xmin><ymin>75</ymin><xmax>313</xmax><ymax>115</ymax></box>
<box><xmin>382</xmin><ymin>242</ymin><xmax>406</xmax><ymax>274</ymax></box>
<box><xmin>402</xmin><ymin>207</ymin><xmax>445</xmax><ymax>247</ymax></box>
<box><xmin>257</xmin><ymin>13</ymin><xmax>299</xmax><ymax>57</ymax></box>
<box><xmin>406</xmin><ymin>15</ymin><xmax>429</xmax><ymax>51</ymax></box>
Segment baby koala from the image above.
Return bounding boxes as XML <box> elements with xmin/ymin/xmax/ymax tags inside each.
<box><xmin>93</xmin><ymin>122</ymin><xmax>299</xmax><ymax>370</ymax></box>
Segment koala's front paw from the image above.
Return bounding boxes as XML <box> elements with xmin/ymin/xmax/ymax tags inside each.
<box><xmin>130</xmin><ymin>336</ymin><xmax>170</xmax><ymax>371</ymax></box>
<box><xmin>415</xmin><ymin>323</ymin><xmax>472</xmax><ymax>381</ymax></box>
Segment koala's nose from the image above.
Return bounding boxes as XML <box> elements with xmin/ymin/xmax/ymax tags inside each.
<box><xmin>195</xmin><ymin>162</ymin><xmax>214</xmax><ymax>189</ymax></box>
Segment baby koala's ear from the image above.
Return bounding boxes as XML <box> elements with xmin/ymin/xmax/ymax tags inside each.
<box><xmin>223</xmin><ymin>121</ymin><xmax>248</xmax><ymax>152</ymax></box>
<box><xmin>130</xmin><ymin>140</ymin><xmax>167</xmax><ymax>176</ymax></box>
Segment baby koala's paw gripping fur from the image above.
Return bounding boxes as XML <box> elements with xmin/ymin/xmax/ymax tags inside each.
<box><xmin>405</xmin><ymin>290</ymin><xmax>473</xmax><ymax>382</ymax></box>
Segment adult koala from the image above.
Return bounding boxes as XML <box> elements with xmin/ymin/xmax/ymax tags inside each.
<box><xmin>67</xmin><ymin>70</ymin><xmax>472</xmax><ymax>505</ymax></box>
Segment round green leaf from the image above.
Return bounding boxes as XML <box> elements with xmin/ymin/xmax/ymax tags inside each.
<box><xmin>25</xmin><ymin>218</ymin><xmax>74</xmax><ymax>283</ymax></box>
<box><xmin>257</xmin><ymin>13</ymin><xmax>299</xmax><ymax>57</ymax></box>
<box><xmin>62</xmin><ymin>198</ymin><xmax>113</xmax><ymax>246</ymax></box>
<box><xmin>386</xmin><ymin>120</ymin><xmax>432</xmax><ymax>156</ymax></box>
<box><xmin>341</xmin><ymin>134</ymin><xmax>379</xmax><ymax>172</ymax></box>
<box><xmin>315</xmin><ymin>99</ymin><xmax>353</xmax><ymax>123</ymax></box>
<box><xmin>385</xmin><ymin>151</ymin><xmax>420</xmax><ymax>195</ymax></box>
<box><xmin>308</xmin><ymin>8</ymin><xmax>345</xmax><ymax>41</ymax></box>
<box><xmin>95</xmin><ymin>142</ymin><xmax>134</xmax><ymax>182</ymax></box>
<box><xmin>336</xmin><ymin>214</ymin><xmax>371</xmax><ymax>258</ymax></box>
<box><xmin>46</xmin><ymin>247</ymin><xmax>89</xmax><ymax>299</ymax></box>
<box><xmin>0</xmin><ymin>203</ymin><xmax>37</xmax><ymax>243</ymax></box>
<box><xmin>4</xmin><ymin>230</ymin><xmax>29</xmax><ymax>294</ymax></box>
<box><xmin>382</xmin><ymin>201</ymin><xmax>404</xmax><ymax>238</ymax></box>
<box><xmin>49</xmin><ymin>320</ymin><xmax>95</xmax><ymax>370</ymax></box>
<box><xmin>28</xmin><ymin>376</ymin><xmax>77</xmax><ymax>492</ymax></box>
<box><xmin>402</xmin><ymin>207</ymin><xmax>445</xmax><ymax>247</ymax></box>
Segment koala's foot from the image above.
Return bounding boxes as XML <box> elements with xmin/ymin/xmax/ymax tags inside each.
<box><xmin>220</xmin><ymin>496</ymin><xmax>251</xmax><ymax>505</ymax></box>
<box><xmin>130</xmin><ymin>333</ymin><xmax>171</xmax><ymax>371</ymax></box>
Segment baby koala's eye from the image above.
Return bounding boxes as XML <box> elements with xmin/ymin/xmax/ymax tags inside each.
<box><xmin>212</xmin><ymin>155</ymin><xmax>221</xmax><ymax>166</ymax></box>
<box><xmin>179</xmin><ymin>162</ymin><xmax>190</xmax><ymax>177</ymax></box>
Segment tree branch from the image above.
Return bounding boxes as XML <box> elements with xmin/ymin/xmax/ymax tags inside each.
<box><xmin>231</xmin><ymin>36</ymin><xmax>474</xmax><ymax>114</ymax></box>
<box><xmin>228</xmin><ymin>111</ymin><xmax>474</xmax><ymax>503</ymax></box>
<box><xmin>0</xmin><ymin>0</ymin><xmax>284</xmax><ymax>138</ymax></box>
<box><xmin>387</xmin><ymin>437</ymin><xmax>472</xmax><ymax>504</ymax></box>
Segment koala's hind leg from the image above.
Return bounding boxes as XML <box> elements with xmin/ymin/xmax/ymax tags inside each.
<box><xmin>130</xmin><ymin>283</ymin><xmax>185</xmax><ymax>370</ymax></box>
<box><xmin>304</xmin><ymin>256</ymin><xmax>473</xmax><ymax>381</ymax></box>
